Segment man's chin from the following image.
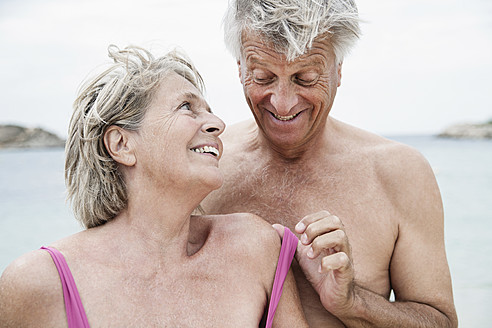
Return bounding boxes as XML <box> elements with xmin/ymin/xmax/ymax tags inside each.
<box><xmin>261</xmin><ymin>123</ymin><xmax>309</xmax><ymax>146</ymax></box>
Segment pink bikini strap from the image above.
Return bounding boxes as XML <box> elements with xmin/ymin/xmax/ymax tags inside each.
<box><xmin>265</xmin><ymin>227</ymin><xmax>298</xmax><ymax>328</ymax></box>
<box><xmin>41</xmin><ymin>246</ymin><xmax>90</xmax><ymax>328</ymax></box>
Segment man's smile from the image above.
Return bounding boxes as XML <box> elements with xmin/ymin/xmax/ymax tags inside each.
<box><xmin>272</xmin><ymin>112</ymin><xmax>301</xmax><ymax>121</ymax></box>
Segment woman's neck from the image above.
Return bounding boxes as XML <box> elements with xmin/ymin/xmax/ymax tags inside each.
<box><xmin>106</xmin><ymin>182</ymin><xmax>210</xmax><ymax>260</ymax></box>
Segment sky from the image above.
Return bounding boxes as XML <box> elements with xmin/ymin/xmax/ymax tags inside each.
<box><xmin>0</xmin><ymin>0</ymin><xmax>491</xmax><ymax>138</ymax></box>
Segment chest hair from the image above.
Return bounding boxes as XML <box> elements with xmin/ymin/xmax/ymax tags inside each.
<box><xmin>219</xmin><ymin>160</ymin><xmax>347</xmax><ymax>226</ymax></box>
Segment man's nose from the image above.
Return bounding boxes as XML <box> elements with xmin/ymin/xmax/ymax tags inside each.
<box><xmin>269</xmin><ymin>81</ymin><xmax>298</xmax><ymax>116</ymax></box>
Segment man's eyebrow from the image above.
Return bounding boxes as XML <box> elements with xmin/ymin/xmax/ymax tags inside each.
<box><xmin>246</xmin><ymin>54</ymin><xmax>324</xmax><ymax>70</ymax></box>
<box><xmin>182</xmin><ymin>91</ymin><xmax>212</xmax><ymax>113</ymax></box>
<box><xmin>299</xmin><ymin>59</ymin><xmax>324</xmax><ymax>68</ymax></box>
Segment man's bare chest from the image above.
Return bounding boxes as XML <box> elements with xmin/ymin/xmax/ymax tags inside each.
<box><xmin>207</xmin><ymin>161</ymin><xmax>398</xmax><ymax>292</ymax></box>
<box><xmin>214</xmin><ymin>161</ymin><xmax>391</xmax><ymax>225</ymax></box>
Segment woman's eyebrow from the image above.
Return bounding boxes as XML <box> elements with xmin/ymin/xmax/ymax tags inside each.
<box><xmin>182</xmin><ymin>91</ymin><xmax>212</xmax><ymax>113</ymax></box>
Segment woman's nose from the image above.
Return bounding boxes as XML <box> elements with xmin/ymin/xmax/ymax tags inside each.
<box><xmin>202</xmin><ymin>112</ymin><xmax>225</xmax><ymax>136</ymax></box>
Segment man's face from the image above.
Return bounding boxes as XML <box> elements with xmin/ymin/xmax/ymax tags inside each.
<box><xmin>238</xmin><ymin>32</ymin><xmax>341</xmax><ymax>153</ymax></box>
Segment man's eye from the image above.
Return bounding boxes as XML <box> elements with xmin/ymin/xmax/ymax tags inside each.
<box><xmin>254</xmin><ymin>76</ymin><xmax>274</xmax><ymax>84</ymax></box>
<box><xmin>252</xmin><ymin>70</ymin><xmax>274</xmax><ymax>84</ymax></box>
<box><xmin>295</xmin><ymin>74</ymin><xmax>318</xmax><ymax>86</ymax></box>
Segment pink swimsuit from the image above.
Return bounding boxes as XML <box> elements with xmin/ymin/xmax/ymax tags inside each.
<box><xmin>265</xmin><ymin>227</ymin><xmax>298</xmax><ymax>328</ymax></box>
<box><xmin>41</xmin><ymin>228</ymin><xmax>297</xmax><ymax>328</ymax></box>
<box><xmin>41</xmin><ymin>246</ymin><xmax>90</xmax><ymax>328</ymax></box>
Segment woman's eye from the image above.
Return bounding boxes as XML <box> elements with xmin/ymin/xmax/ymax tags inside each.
<box><xmin>179</xmin><ymin>102</ymin><xmax>192</xmax><ymax>111</ymax></box>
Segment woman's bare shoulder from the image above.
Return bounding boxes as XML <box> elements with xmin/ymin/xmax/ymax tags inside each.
<box><xmin>202</xmin><ymin>213</ymin><xmax>282</xmax><ymax>263</ymax></box>
<box><xmin>1</xmin><ymin>249</ymin><xmax>60</xmax><ymax>294</ymax></box>
<box><xmin>204</xmin><ymin>213</ymin><xmax>282</xmax><ymax>287</ymax></box>
<box><xmin>208</xmin><ymin>212</ymin><xmax>280</xmax><ymax>244</ymax></box>
<box><xmin>0</xmin><ymin>249</ymin><xmax>66</xmax><ymax>326</ymax></box>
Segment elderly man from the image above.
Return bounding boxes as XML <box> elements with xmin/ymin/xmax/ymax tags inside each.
<box><xmin>202</xmin><ymin>0</ymin><xmax>458</xmax><ymax>327</ymax></box>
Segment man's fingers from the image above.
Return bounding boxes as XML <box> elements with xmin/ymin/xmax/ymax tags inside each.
<box><xmin>274</xmin><ymin>224</ymin><xmax>305</xmax><ymax>261</ymax></box>
<box><xmin>307</xmin><ymin>229</ymin><xmax>349</xmax><ymax>259</ymax></box>
<box><xmin>272</xmin><ymin>223</ymin><xmax>285</xmax><ymax>239</ymax></box>
<box><xmin>295</xmin><ymin>210</ymin><xmax>332</xmax><ymax>234</ymax></box>
<box><xmin>319</xmin><ymin>252</ymin><xmax>351</xmax><ymax>273</ymax></box>
<box><xmin>299</xmin><ymin>214</ymin><xmax>344</xmax><ymax>245</ymax></box>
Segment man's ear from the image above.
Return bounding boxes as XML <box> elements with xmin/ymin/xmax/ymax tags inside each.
<box><xmin>337</xmin><ymin>61</ymin><xmax>343</xmax><ymax>87</ymax></box>
<box><xmin>103</xmin><ymin>126</ymin><xmax>136</xmax><ymax>167</ymax></box>
<box><xmin>237</xmin><ymin>59</ymin><xmax>243</xmax><ymax>83</ymax></box>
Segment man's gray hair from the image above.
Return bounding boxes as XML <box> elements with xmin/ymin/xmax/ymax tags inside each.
<box><xmin>223</xmin><ymin>0</ymin><xmax>361</xmax><ymax>63</ymax></box>
<box><xmin>65</xmin><ymin>45</ymin><xmax>204</xmax><ymax>229</ymax></box>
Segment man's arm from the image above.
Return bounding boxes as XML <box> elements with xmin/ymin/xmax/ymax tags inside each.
<box><xmin>293</xmin><ymin>149</ymin><xmax>458</xmax><ymax>327</ymax></box>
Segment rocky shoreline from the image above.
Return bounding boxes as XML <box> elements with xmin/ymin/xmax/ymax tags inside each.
<box><xmin>2</xmin><ymin>120</ymin><xmax>490</xmax><ymax>149</ymax></box>
<box><xmin>0</xmin><ymin>124</ymin><xmax>65</xmax><ymax>149</ymax></box>
<box><xmin>438</xmin><ymin>122</ymin><xmax>492</xmax><ymax>139</ymax></box>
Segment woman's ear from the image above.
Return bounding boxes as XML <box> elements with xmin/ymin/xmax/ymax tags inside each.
<box><xmin>103</xmin><ymin>126</ymin><xmax>136</xmax><ymax>167</ymax></box>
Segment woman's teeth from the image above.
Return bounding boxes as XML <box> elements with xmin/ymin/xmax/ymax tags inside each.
<box><xmin>191</xmin><ymin>146</ymin><xmax>219</xmax><ymax>157</ymax></box>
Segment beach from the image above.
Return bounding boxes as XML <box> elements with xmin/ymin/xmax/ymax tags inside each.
<box><xmin>1</xmin><ymin>135</ymin><xmax>491</xmax><ymax>326</ymax></box>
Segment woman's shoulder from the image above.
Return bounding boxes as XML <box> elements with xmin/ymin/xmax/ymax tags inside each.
<box><xmin>0</xmin><ymin>249</ymin><xmax>67</xmax><ymax>326</ymax></box>
<box><xmin>202</xmin><ymin>213</ymin><xmax>282</xmax><ymax>263</ymax></box>
<box><xmin>1</xmin><ymin>249</ymin><xmax>60</xmax><ymax>295</ymax></box>
<box><xmin>204</xmin><ymin>213</ymin><xmax>283</xmax><ymax>285</ymax></box>
<box><xmin>210</xmin><ymin>212</ymin><xmax>281</xmax><ymax>246</ymax></box>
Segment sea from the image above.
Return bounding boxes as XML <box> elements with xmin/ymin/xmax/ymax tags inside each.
<box><xmin>0</xmin><ymin>135</ymin><xmax>491</xmax><ymax>327</ymax></box>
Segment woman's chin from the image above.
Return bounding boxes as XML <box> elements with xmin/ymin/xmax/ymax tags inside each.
<box><xmin>208</xmin><ymin>175</ymin><xmax>224</xmax><ymax>191</ymax></box>
<box><xmin>199</xmin><ymin>172</ymin><xmax>224</xmax><ymax>193</ymax></box>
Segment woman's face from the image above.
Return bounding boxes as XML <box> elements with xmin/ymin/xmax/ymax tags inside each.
<box><xmin>132</xmin><ymin>72</ymin><xmax>225</xmax><ymax>193</ymax></box>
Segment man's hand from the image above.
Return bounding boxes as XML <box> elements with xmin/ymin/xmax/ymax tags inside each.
<box><xmin>275</xmin><ymin>210</ymin><xmax>356</xmax><ymax>315</ymax></box>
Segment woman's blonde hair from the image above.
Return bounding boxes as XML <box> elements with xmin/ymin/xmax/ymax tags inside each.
<box><xmin>65</xmin><ymin>45</ymin><xmax>204</xmax><ymax>228</ymax></box>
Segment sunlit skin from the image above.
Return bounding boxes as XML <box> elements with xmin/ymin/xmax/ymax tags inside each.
<box><xmin>238</xmin><ymin>32</ymin><xmax>341</xmax><ymax>159</ymax></box>
<box><xmin>128</xmin><ymin>77</ymin><xmax>225</xmax><ymax>196</ymax></box>
<box><xmin>0</xmin><ymin>73</ymin><xmax>309</xmax><ymax>327</ymax></box>
<box><xmin>203</xmin><ymin>31</ymin><xmax>458</xmax><ymax>327</ymax></box>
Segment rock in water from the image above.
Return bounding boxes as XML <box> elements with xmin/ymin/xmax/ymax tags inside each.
<box><xmin>438</xmin><ymin>123</ymin><xmax>492</xmax><ymax>139</ymax></box>
<box><xmin>0</xmin><ymin>124</ymin><xmax>65</xmax><ymax>149</ymax></box>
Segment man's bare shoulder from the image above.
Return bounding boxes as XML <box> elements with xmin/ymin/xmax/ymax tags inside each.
<box><xmin>220</xmin><ymin>119</ymin><xmax>262</xmax><ymax>158</ymax></box>
<box><xmin>334</xmin><ymin>119</ymin><xmax>430</xmax><ymax>171</ymax></box>
<box><xmin>221</xmin><ymin>119</ymin><xmax>257</xmax><ymax>146</ymax></box>
<box><xmin>361</xmin><ymin>133</ymin><xmax>435</xmax><ymax>191</ymax></box>
<box><xmin>331</xmin><ymin>119</ymin><xmax>438</xmax><ymax>203</ymax></box>
<box><xmin>338</xmin><ymin>121</ymin><xmax>439</xmax><ymax>213</ymax></box>
<box><xmin>0</xmin><ymin>249</ymin><xmax>65</xmax><ymax>326</ymax></box>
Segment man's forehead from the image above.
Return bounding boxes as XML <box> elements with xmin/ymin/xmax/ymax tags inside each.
<box><xmin>241</xmin><ymin>30</ymin><xmax>334</xmax><ymax>65</ymax></box>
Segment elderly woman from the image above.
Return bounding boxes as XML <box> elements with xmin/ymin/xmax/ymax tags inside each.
<box><xmin>0</xmin><ymin>45</ymin><xmax>308</xmax><ymax>327</ymax></box>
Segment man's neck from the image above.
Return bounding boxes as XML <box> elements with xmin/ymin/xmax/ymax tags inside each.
<box><xmin>255</xmin><ymin>121</ymin><xmax>332</xmax><ymax>164</ymax></box>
